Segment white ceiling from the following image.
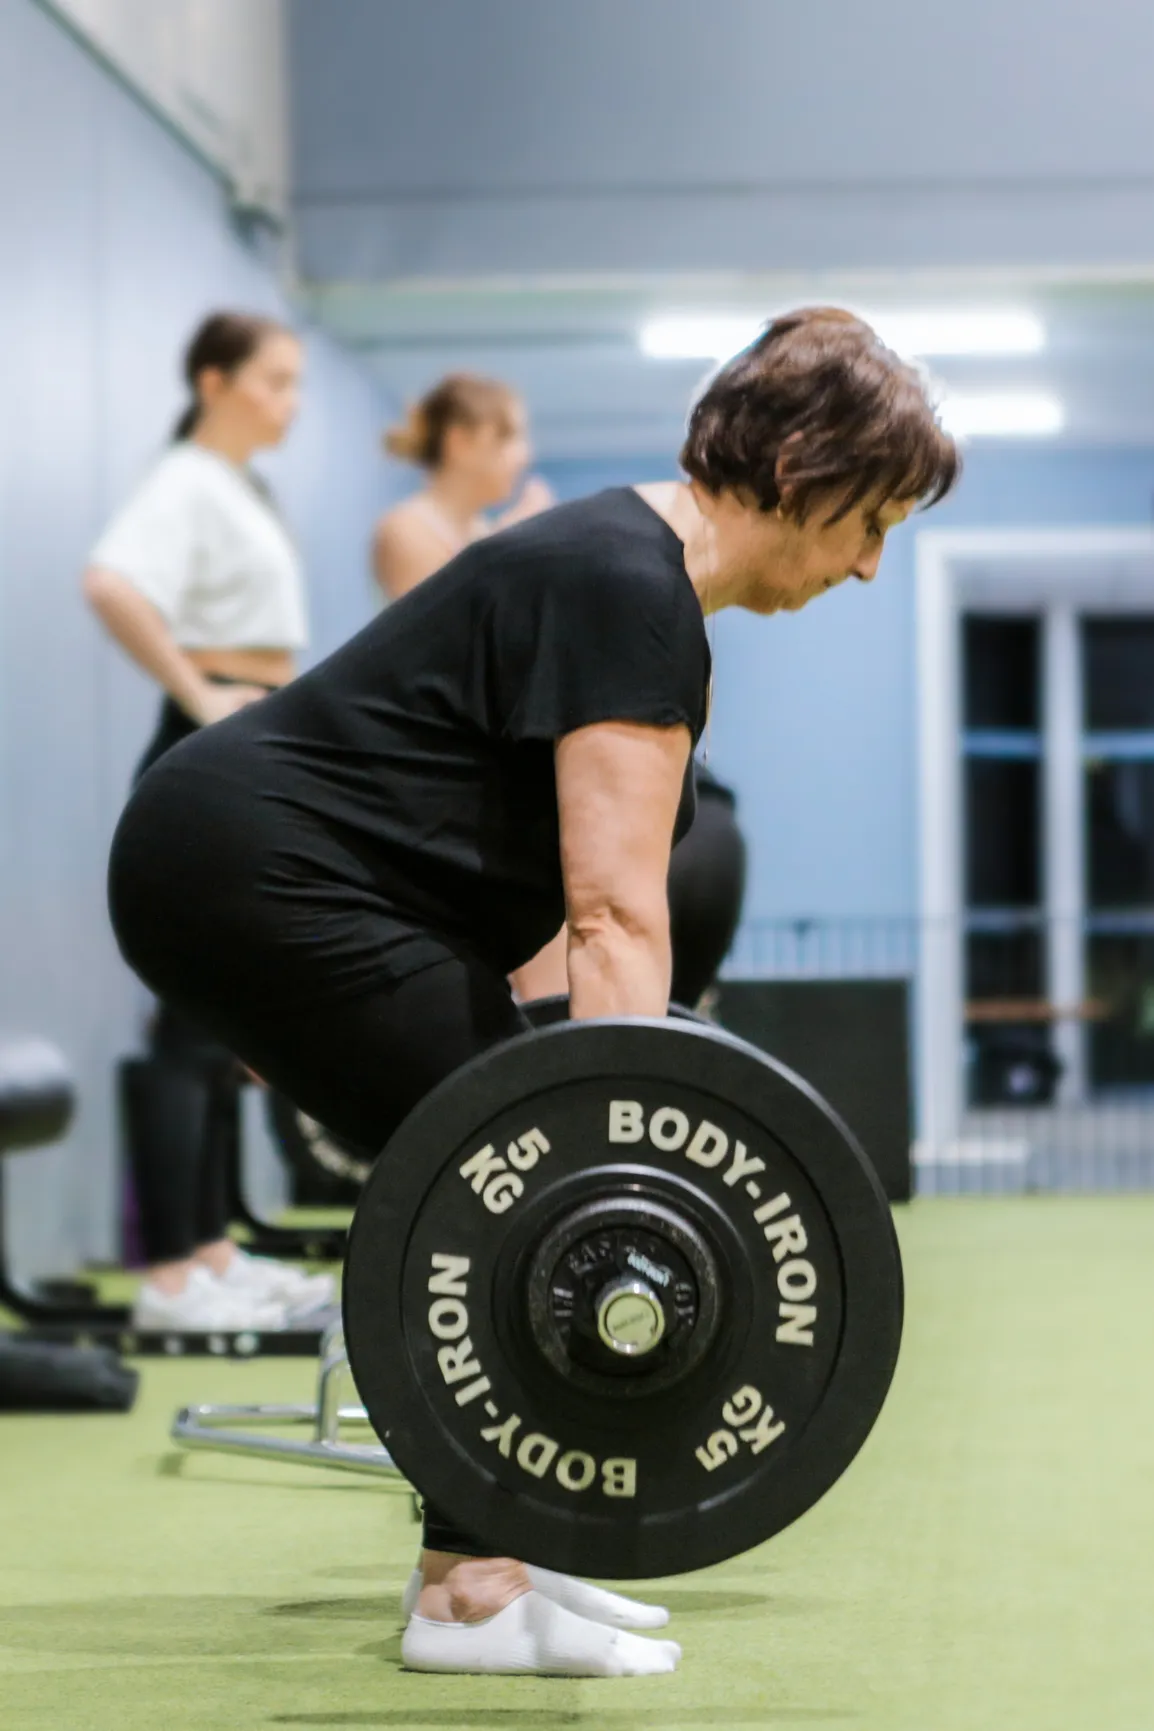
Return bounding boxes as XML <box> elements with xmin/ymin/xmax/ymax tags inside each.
<box><xmin>301</xmin><ymin>270</ymin><xmax>1154</xmax><ymax>463</ymax></box>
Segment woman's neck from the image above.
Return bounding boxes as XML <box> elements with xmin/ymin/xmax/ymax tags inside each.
<box><xmin>635</xmin><ymin>480</ymin><xmax>781</xmax><ymax>615</ymax></box>
<box><xmin>191</xmin><ymin>422</ymin><xmax>260</xmax><ymax>469</ymax></box>
<box><xmin>633</xmin><ymin>482</ymin><xmax>732</xmax><ymax>614</ymax></box>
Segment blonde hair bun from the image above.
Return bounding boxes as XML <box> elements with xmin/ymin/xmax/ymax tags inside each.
<box><xmin>382</xmin><ymin>373</ymin><xmax>520</xmax><ymax>470</ymax></box>
<box><xmin>383</xmin><ymin>404</ymin><xmax>432</xmax><ymax>463</ymax></box>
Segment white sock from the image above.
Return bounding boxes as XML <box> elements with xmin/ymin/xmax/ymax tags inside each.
<box><xmin>401</xmin><ymin>1590</ymin><xmax>681</xmax><ymax>1677</ymax></box>
<box><xmin>401</xmin><ymin>1563</ymin><xmax>669</xmax><ymax>1630</ymax></box>
<box><xmin>524</xmin><ymin>1565</ymin><xmax>670</xmax><ymax>1630</ymax></box>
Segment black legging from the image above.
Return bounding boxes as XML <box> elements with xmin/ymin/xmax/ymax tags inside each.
<box><xmin>119</xmin><ymin>686</ymin><xmax>267</xmax><ymax>1263</ymax></box>
<box><xmin>668</xmin><ymin>768</ymin><xmax>747</xmax><ymax>1006</ymax></box>
<box><xmin>119</xmin><ymin>1003</ymin><xmax>235</xmax><ymax>1262</ymax></box>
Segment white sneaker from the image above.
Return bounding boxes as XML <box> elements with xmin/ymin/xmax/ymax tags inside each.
<box><xmin>217</xmin><ymin>1248</ymin><xmax>336</xmax><ymax>1320</ymax></box>
<box><xmin>132</xmin><ymin>1265</ymin><xmax>287</xmax><ymax>1332</ymax></box>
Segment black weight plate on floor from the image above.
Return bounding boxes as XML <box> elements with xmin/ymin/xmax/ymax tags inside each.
<box><xmin>343</xmin><ymin>1018</ymin><xmax>903</xmax><ymax>1580</ymax></box>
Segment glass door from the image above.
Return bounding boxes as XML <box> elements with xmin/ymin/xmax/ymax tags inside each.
<box><xmin>1082</xmin><ymin>617</ymin><xmax>1154</xmax><ymax>1094</ymax></box>
<box><xmin>960</xmin><ymin>615</ymin><xmax>1055</xmax><ymax>1106</ymax></box>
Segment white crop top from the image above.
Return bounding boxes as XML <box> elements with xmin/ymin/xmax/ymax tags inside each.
<box><xmin>89</xmin><ymin>443</ymin><xmax>308</xmax><ymax>650</ymax></box>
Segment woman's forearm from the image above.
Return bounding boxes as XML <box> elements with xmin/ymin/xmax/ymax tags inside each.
<box><xmin>566</xmin><ymin>914</ymin><xmax>671</xmax><ymax>1021</ymax></box>
<box><xmin>84</xmin><ymin>568</ymin><xmax>208</xmax><ymax>720</ymax></box>
<box><xmin>555</xmin><ymin>720</ymin><xmax>688</xmax><ymax>1022</ymax></box>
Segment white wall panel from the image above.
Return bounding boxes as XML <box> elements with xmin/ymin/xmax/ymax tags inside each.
<box><xmin>45</xmin><ymin>0</ymin><xmax>287</xmax><ymax>214</ymax></box>
<box><xmin>0</xmin><ymin>0</ymin><xmax>391</xmax><ymax>1278</ymax></box>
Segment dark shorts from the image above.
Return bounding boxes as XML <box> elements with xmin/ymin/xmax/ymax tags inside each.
<box><xmin>110</xmin><ymin>744</ymin><xmax>526</xmax><ymax>1151</ymax></box>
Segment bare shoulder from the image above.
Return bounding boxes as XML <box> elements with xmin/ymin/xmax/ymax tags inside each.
<box><xmin>631</xmin><ymin>481</ymin><xmax>685</xmax><ymax>531</ymax></box>
<box><xmin>373</xmin><ymin>500</ymin><xmax>452</xmax><ymax>599</ymax></box>
<box><xmin>375</xmin><ymin>497</ymin><xmax>437</xmax><ymax>544</ymax></box>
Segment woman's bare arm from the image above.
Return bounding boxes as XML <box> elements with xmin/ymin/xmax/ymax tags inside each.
<box><xmin>556</xmin><ymin>721</ymin><xmax>691</xmax><ymax>1020</ymax></box>
<box><xmin>83</xmin><ymin>567</ymin><xmax>262</xmax><ymax>725</ymax></box>
<box><xmin>375</xmin><ymin>480</ymin><xmax>555</xmax><ymax>603</ymax></box>
<box><xmin>491</xmin><ymin>475</ymin><xmax>556</xmax><ymax>532</ymax></box>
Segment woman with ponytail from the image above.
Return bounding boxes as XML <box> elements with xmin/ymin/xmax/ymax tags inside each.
<box><xmin>374</xmin><ymin>373</ymin><xmax>555</xmax><ymax>599</ymax></box>
<box><xmin>83</xmin><ymin>310</ymin><xmax>333</xmax><ymax>1334</ymax></box>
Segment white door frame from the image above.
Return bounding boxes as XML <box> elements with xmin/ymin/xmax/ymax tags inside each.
<box><xmin>914</xmin><ymin>526</ymin><xmax>1154</xmax><ymax>1158</ymax></box>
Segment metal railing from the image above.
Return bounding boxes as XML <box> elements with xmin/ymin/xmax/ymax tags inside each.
<box><xmin>723</xmin><ymin>916</ymin><xmax>1154</xmax><ymax>1196</ymax></box>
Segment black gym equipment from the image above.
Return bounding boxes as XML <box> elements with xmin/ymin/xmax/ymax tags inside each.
<box><xmin>265</xmin><ymin>1089</ymin><xmax>370</xmax><ymax>1208</ymax></box>
<box><xmin>668</xmin><ymin>765</ymin><xmax>747</xmax><ymax>1008</ymax></box>
<box><xmin>968</xmin><ymin>1027</ymin><xmax>1062</xmax><ymax>1107</ymax></box>
<box><xmin>343</xmin><ymin>1015</ymin><xmax>903</xmax><ymax>1580</ymax></box>
<box><xmin>0</xmin><ymin>1041</ymin><xmax>75</xmax><ymax>1151</ymax></box>
<box><xmin>0</xmin><ymin>1041</ymin><xmax>325</xmax><ymax>1358</ymax></box>
<box><xmin>0</xmin><ymin>1334</ymin><xmax>139</xmax><ymax>1412</ymax></box>
<box><xmin>171</xmin><ymin>1317</ymin><xmax>401</xmax><ymax>1477</ymax></box>
<box><xmin>0</xmin><ymin>1041</ymin><xmax>138</xmax><ymax>1408</ymax></box>
<box><xmin>0</xmin><ymin>1040</ymin><xmax>128</xmax><ymax>1329</ymax></box>
<box><xmin>222</xmin><ymin>1085</ymin><xmax>349</xmax><ymax>1263</ymax></box>
<box><xmin>713</xmin><ymin>980</ymin><xmax>915</xmax><ymax>1204</ymax></box>
<box><xmin>169</xmin><ymin>998</ymin><xmax>713</xmax><ymax>1469</ymax></box>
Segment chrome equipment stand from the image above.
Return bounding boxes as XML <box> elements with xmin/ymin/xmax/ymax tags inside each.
<box><xmin>171</xmin><ymin>1320</ymin><xmax>402</xmax><ymax>1480</ymax></box>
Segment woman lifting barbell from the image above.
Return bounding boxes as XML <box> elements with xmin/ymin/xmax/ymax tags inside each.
<box><xmin>108</xmin><ymin>308</ymin><xmax>958</xmax><ymax>1676</ymax></box>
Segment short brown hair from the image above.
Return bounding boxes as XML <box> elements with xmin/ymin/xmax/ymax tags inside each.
<box><xmin>384</xmin><ymin>373</ymin><xmax>521</xmax><ymax>469</ymax></box>
<box><xmin>680</xmin><ymin>307</ymin><xmax>959</xmax><ymax>521</ymax></box>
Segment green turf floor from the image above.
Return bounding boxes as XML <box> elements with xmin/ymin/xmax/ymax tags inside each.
<box><xmin>2</xmin><ymin>1196</ymin><xmax>1152</xmax><ymax>1730</ymax></box>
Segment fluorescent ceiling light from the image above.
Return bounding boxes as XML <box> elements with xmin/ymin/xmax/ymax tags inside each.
<box><xmin>939</xmin><ymin>393</ymin><xmax>1065</xmax><ymax>438</ymax></box>
<box><xmin>868</xmin><ymin>309</ymin><xmax>1045</xmax><ymax>357</ymax></box>
<box><xmin>639</xmin><ymin>315</ymin><xmax>762</xmax><ymax>361</ymax></box>
<box><xmin>639</xmin><ymin>308</ymin><xmax>1045</xmax><ymax>363</ymax></box>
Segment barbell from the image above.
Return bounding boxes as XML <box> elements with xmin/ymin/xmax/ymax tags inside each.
<box><xmin>342</xmin><ymin>1012</ymin><xmax>903</xmax><ymax>1581</ymax></box>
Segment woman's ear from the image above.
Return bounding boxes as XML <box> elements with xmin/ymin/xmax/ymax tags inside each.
<box><xmin>194</xmin><ymin>365</ymin><xmax>227</xmax><ymax>411</ymax></box>
<box><xmin>772</xmin><ymin>432</ymin><xmax>806</xmax><ymax>518</ymax></box>
<box><xmin>441</xmin><ymin>420</ymin><xmax>481</xmax><ymax>467</ymax></box>
<box><xmin>773</xmin><ymin>475</ymin><xmax>799</xmax><ymax>521</ymax></box>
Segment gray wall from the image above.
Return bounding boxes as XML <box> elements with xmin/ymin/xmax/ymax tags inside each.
<box><xmin>290</xmin><ymin>0</ymin><xmax>1154</xmax><ymax>279</ymax></box>
<box><xmin>0</xmin><ymin>0</ymin><xmax>390</xmax><ymax>1278</ymax></box>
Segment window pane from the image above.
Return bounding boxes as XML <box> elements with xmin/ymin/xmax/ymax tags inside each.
<box><xmin>964</xmin><ymin>931</ymin><xmax>1055</xmax><ymax>1106</ymax></box>
<box><xmin>965</xmin><ymin>929</ymin><xmax>1045</xmax><ymax>1001</ymax></box>
<box><xmin>963</xmin><ymin>616</ymin><xmax>1040</xmax><ymax>729</ymax></box>
<box><xmin>1086</xmin><ymin>761</ymin><xmax>1154</xmax><ymax>907</ymax></box>
<box><xmin>1083</xmin><ymin>616</ymin><xmax>1154</xmax><ymax>729</ymax></box>
<box><xmin>1086</xmin><ymin>934</ymin><xmax>1154</xmax><ymax>1088</ymax></box>
<box><xmin>965</xmin><ymin>760</ymin><xmax>1041</xmax><ymax>906</ymax></box>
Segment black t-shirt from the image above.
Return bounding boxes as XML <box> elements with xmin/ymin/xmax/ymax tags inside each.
<box><xmin>188</xmin><ymin>487</ymin><xmax>711</xmax><ymax>979</ymax></box>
